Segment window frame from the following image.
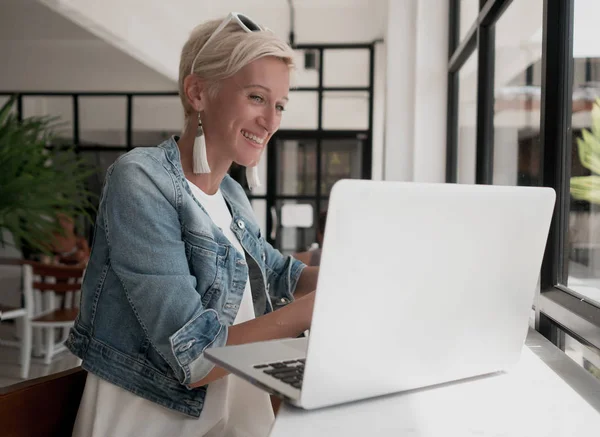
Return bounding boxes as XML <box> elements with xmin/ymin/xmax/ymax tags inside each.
<box><xmin>446</xmin><ymin>0</ymin><xmax>600</xmax><ymax>352</ymax></box>
<box><xmin>1</xmin><ymin>43</ymin><xmax>377</xmax><ymax>256</ymax></box>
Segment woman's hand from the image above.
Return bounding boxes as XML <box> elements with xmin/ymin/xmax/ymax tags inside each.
<box><xmin>189</xmin><ymin>289</ymin><xmax>316</xmax><ymax>388</ymax></box>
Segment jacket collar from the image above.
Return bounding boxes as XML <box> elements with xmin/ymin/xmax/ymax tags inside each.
<box><xmin>160</xmin><ymin>136</ymin><xmax>249</xmax><ymax>236</ymax></box>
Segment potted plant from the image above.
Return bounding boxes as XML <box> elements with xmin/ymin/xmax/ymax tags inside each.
<box><xmin>0</xmin><ymin>95</ymin><xmax>95</xmax><ymax>256</ymax></box>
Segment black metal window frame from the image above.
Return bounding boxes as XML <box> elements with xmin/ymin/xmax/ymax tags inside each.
<box><xmin>446</xmin><ymin>0</ymin><xmax>600</xmax><ymax>352</ymax></box>
<box><xmin>264</xmin><ymin>42</ymin><xmax>376</xmax><ymax>246</ymax></box>
<box><xmin>2</xmin><ymin>41</ymin><xmax>377</xmax><ymax>250</ymax></box>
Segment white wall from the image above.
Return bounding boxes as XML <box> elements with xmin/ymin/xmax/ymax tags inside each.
<box><xmin>384</xmin><ymin>0</ymin><xmax>448</xmax><ymax>183</ymax></box>
<box><xmin>0</xmin><ymin>1</ymin><xmax>176</xmax><ymax>92</ymax></box>
<box><xmin>40</xmin><ymin>0</ymin><xmax>388</xmax><ymax>82</ymax></box>
<box><xmin>371</xmin><ymin>41</ymin><xmax>387</xmax><ymax>180</ymax></box>
<box><xmin>0</xmin><ymin>40</ymin><xmax>177</xmax><ymax>92</ymax></box>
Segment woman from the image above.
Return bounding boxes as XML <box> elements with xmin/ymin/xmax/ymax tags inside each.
<box><xmin>67</xmin><ymin>13</ymin><xmax>318</xmax><ymax>436</ymax></box>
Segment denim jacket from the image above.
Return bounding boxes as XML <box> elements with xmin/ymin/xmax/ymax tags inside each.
<box><xmin>66</xmin><ymin>137</ymin><xmax>306</xmax><ymax>417</ymax></box>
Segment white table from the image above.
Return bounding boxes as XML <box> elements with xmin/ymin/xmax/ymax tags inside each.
<box><xmin>269</xmin><ymin>329</ymin><xmax>600</xmax><ymax>437</ymax></box>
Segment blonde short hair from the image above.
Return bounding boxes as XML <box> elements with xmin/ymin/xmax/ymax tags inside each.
<box><xmin>179</xmin><ymin>17</ymin><xmax>296</xmax><ymax>115</ymax></box>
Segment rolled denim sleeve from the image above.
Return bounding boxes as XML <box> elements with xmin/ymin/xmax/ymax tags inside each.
<box><xmin>262</xmin><ymin>238</ymin><xmax>306</xmax><ymax>308</ymax></box>
<box><xmin>103</xmin><ymin>153</ymin><xmax>227</xmax><ymax>385</ymax></box>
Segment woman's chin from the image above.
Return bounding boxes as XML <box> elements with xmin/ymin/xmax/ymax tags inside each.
<box><xmin>235</xmin><ymin>154</ymin><xmax>262</xmax><ymax>168</ymax></box>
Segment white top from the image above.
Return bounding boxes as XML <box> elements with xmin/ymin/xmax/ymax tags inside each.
<box><xmin>72</xmin><ymin>182</ymin><xmax>273</xmax><ymax>437</ymax></box>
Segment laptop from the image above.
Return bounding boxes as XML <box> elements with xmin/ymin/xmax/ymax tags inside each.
<box><xmin>204</xmin><ymin>180</ymin><xmax>556</xmax><ymax>410</ymax></box>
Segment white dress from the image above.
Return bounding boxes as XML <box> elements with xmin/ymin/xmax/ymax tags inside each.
<box><xmin>72</xmin><ymin>182</ymin><xmax>274</xmax><ymax>437</ymax></box>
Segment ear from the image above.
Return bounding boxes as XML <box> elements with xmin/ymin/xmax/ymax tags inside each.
<box><xmin>183</xmin><ymin>75</ymin><xmax>207</xmax><ymax>113</ymax></box>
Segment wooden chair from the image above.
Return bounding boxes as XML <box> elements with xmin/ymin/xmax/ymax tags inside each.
<box><xmin>0</xmin><ymin>367</ymin><xmax>87</xmax><ymax>437</ymax></box>
<box><xmin>22</xmin><ymin>262</ymin><xmax>85</xmax><ymax>378</ymax></box>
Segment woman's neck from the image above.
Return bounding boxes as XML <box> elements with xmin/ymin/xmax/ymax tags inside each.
<box><xmin>177</xmin><ymin>124</ymin><xmax>231</xmax><ymax>195</ymax></box>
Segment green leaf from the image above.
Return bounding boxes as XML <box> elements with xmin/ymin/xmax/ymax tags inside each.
<box><xmin>0</xmin><ymin>94</ymin><xmax>97</xmax><ymax>253</ymax></box>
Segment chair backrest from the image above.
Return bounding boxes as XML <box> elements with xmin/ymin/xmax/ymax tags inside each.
<box><xmin>23</xmin><ymin>262</ymin><xmax>85</xmax><ymax>319</ymax></box>
<box><xmin>28</xmin><ymin>262</ymin><xmax>85</xmax><ymax>293</ymax></box>
<box><xmin>0</xmin><ymin>367</ymin><xmax>87</xmax><ymax>437</ymax></box>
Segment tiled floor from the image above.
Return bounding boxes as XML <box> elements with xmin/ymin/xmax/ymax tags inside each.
<box><xmin>0</xmin><ymin>322</ymin><xmax>80</xmax><ymax>388</ymax></box>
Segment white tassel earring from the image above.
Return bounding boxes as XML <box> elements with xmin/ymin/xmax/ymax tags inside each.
<box><xmin>193</xmin><ymin>114</ymin><xmax>211</xmax><ymax>174</ymax></box>
<box><xmin>246</xmin><ymin>166</ymin><xmax>261</xmax><ymax>190</ymax></box>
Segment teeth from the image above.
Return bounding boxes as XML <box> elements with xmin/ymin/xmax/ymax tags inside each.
<box><xmin>242</xmin><ymin>130</ymin><xmax>264</xmax><ymax>145</ymax></box>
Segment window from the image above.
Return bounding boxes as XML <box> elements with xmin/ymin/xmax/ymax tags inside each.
<box><xmin>80</xmin><ymin>97</ymin><xmax>127</xmax><ymax>146</ymax></box>
<box><xmin>22</xmin><ymin>96</ymin><xmax>73</xmax><ymax>141</ymax></box>
<box><xmin>492</xmin><ymin>0</ymin><xmax>543</xmax><ymax>187</ymax></box>
<box><xmin>564</xmin><ymin>330</ymin><xmax>600</xmax><ymax>382</ymax></box>
<box><xmin>132</xmin><ymin>96</ymin><xmax>181</xmax><ymax>146</ymax></box>
<box><xmin>566</xmin><ymin>0</ymin><xmax>600</xmax><ymax>308</ymax></box>
<box><xmin>447</xmin><ymin>0</ymin><xmax>600</xmax><ymax>380</ymax></box>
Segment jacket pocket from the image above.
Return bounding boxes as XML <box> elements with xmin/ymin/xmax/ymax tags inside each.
<box><xmin>183</xmin><ymin>229</ymin><xmax>228</xmax><ymax>305</ymax></box>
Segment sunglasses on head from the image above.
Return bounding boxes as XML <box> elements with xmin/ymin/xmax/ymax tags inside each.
<box><xmin>190</xmin><ymin>12</ymin><xmax>264</xmax><ymax>74</ymax></box>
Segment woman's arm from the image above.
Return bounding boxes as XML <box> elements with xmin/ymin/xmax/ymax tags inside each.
<box><xmin>292</xmin><ymin>251</ymin><xmax>312</xmax><ymax>265</ymax></box>
<box><xmin>104</xmin><ymin>155</ymin><xmax>229</xmax><ymax>386</ymax></box>
<box><xmin>105</xmin><ymin>155</ymin><xmax>316</xmax><ymax>390</ymax></box>
<box><xmin>294</xmin><ymin>266</ymin><xmax>319</xmax><ymax>298</ymax></box>
<box><xmin>261</xmin><ymin>238</ymin><xmax>319</xmax><ymax>303</ymax></box>
<box><xmin>189</xmin><ymin>290</ymin><xmax>315</xmax><ymax>387</ymax></box>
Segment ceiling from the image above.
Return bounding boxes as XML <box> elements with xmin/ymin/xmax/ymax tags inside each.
<box><xmin>0</xmin><ymin>0</ymin><xmax>388</xmax><ymax>44</ymax></box>
<box><xmin>0</xmin><ymin>0</ymin><xmax>97</xmax><ymax>41</ymax></box>
<box><xmin>0</xmin><ymin>0</ymin><xmax>387</xmax><ymax>85</ymax></box>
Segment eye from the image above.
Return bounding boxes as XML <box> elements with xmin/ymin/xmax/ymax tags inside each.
<box><xmin>276</xmin><ymin>104</ymin><xmax>286</xmax><ymax>112</ymax></box>
<box><xmin>249</xmin><ymin>95</ymin><xmax>264</xmax><ymax>103</ymax></box>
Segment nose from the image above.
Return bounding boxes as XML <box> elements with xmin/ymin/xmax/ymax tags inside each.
<box><xmin>258</xmin><ymin>107</ymin><xmax>280</xmax><ymax>134</ymax></box>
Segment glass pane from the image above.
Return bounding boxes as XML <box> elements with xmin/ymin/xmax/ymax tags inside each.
<box><xmin>320</xmin><ymin>200</ymin><xmax>330</xmax><ymax>217</ymax></box>
<box><xmin>276</xmin><ymin>200</ymin><xmax>317</xmax><ymax>255</ymax></box>
<box><xmin>293</xmin><ymin>49</ymin><xmax>319</xmax><ymax>87</ymax></box>
<box><xmin>457</xmin><ymin>55</ymin><xmax>477</xmax><ymax>184</ymax></box>
<box><xmin>566</xmin><ymin>1</ymin><xmax>600</xmax><ymax>307</ymax></box>
<box><xmin>22</xmin><ymin>96</ymin><xmax>73</xmax><ymax>142</ymax></box>
<box><xmin>0</xmin><ymin>95</ymin><xmax>13</xmax><ymax>115</ymax></box>
<box><xmin>322</xmin><ymin>92</ymin><xmax>369</xmax><ymax>130</ymax></box>
<box><xmin>275</xmin><ymin>138</ymin><xmax>317</xmax><ymax>196</ymax></box>
<box><xmin>281</xmin><ymin>204</ymin><xmax>313</xmax><ymax>228</ymax></box>
<box><xmin>492</xmin><ymin>0</ymin><xmax>543</xmax><ymax>186</ymax></box>
<box><xmin>323</xmin><ymin>91</ymin><xmax>369</xmax><ymax>130</ymax></box>
<box><xmin>460</xmin><ymin>0</ymin><xmax>479</xmax><ymax>42</ymax></box>
<box><xmin>80</xmin><ymin>97</ymin><xmax>127</xmax><ymax>146</ymax></box>
<box><xmin>323</xmin><ymin>49</ymin><xmax>369</xmax><ymax>87</ymax></box>
<box><xmin>320</xmin><ymin>139</ymin><xmax>363</xmax><ymax>196</ymax></box>
<box><xmin>132</xmin><ymin>96</ymin><xmax>182</xmax><ymax>146</ymax></box>
<box><xmin>80</xmin><ymin>150</ymin><xmax>125</xmax><ymax>209</ymax></box>
<box><xmin>564</xmin><ymin>330</ymin><xmax>600</xmax><ymax>382</ymax></box>
<box><xmin>280</xmin><ymin>91</ymin><xmax>318</xmax><ymax>130</ymax></box>
<box><xmin>251</xmin><ymin>199</ymin><xmax>267</xmax><ymax>238</ymax></box>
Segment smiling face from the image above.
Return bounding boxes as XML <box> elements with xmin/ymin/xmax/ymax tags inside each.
<box><xmin>200</xmin><ymin>56</ymin><xmax>290</xmax><ymax>168</ymax></box>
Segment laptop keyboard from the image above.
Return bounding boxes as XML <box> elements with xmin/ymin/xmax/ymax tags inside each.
<box><xmin>254</xmin><ymin>359</ymin><xmax>305</xmax><ymax>389</ymax></box>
